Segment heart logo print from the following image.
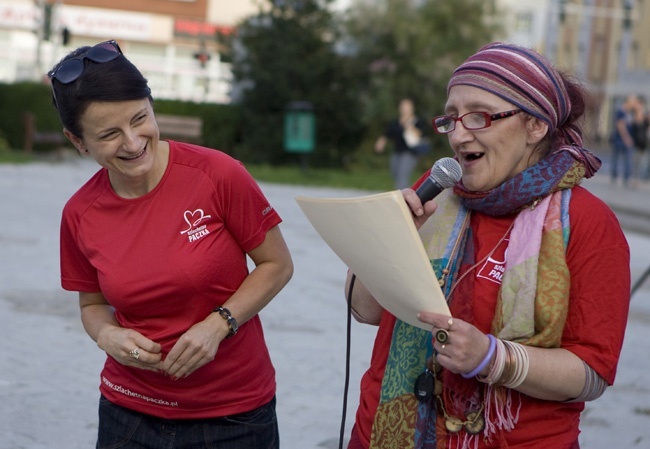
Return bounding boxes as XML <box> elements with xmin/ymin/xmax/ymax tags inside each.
<box><xmin>180</xmin><ymin>209</ymin><xmax>212</xmax><ymax>234</ymax></box>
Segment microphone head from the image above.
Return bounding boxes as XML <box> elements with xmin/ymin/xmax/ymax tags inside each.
<box><xmin>430</xmin><ymin>157</ymin><xmax>462</xmax><ymax>188</ymax></box>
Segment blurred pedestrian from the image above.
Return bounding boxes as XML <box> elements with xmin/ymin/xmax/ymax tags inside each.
<box><xmin>610</xmin><ymin>94</ymin><xmax>639</xmax><ymax>187</ymax></box>
<box><xmin>631</xmin><ymin>96</ymin><xmax>649</xmax><ymax>183</ymax></box>
<box><xmin>49</xmin><ymin>40</ymin><xmax>293</xmax><ymax>449</ymax></box>
<box><xmin>374</xmin><ymin>98</ymin><xmax>430</xmax><ymax>189</ymax></box>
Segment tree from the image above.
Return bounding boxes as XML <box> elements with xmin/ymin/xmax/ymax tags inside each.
<box><xmin>230</xmin><ymin>0</ymin><xmax>364</xmax><ymax>166</ymax></box>
<box><xmin>231</xmin><ymin>0</ymin><xmax>499</xmax><ymax>167</ymax></box>
<box><xmin>342</xmin><ymin>0</ymin><xmax>499</xmax><ymax>150</ymax></box>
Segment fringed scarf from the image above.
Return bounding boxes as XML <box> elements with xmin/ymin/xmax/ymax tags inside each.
<box><xmin>367</xmin><ymin>144</ymin><xmax>601</xmax><ymax>449</ymax></box>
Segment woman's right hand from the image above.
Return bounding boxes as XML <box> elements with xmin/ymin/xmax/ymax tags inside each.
<box><xmin>79</xmin><ymin>291</ymin><xmax>162</xmax><ymax>372</ymax></box>
<box><xmin>401</xmin><ymin>188</ymin><xmax>439</xmax><ymax>229</ymax></box>
<box><xmin>97</xmin><ymin>325</ymin><xmax>162</xmax><ymax>372</ymax></box>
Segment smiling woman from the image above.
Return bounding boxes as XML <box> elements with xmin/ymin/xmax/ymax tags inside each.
<box><xmin>48</xmin><ymin>40</ymin><xmax>293</xmax><ymax>449</ymax></box>
<box><xmin>64</xmin><ymin>99</ymin><xmax>165</xmax><ymax>198</ymax></box>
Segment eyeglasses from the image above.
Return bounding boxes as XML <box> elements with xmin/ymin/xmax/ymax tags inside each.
<box><xmin>432</xmin><ymin>109</ymin><xmax>522</xmax><ymax>134</ymax></box>
<box><xmin>48</xmin><ymin>40</ymin><xmax>122</xmax><ymax>84</ymax></box>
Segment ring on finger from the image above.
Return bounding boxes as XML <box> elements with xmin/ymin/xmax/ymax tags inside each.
<box><xmin>129</xmin><ymin>347</ymin><xmax>140</xmax><ymax>360</ymax></box>
<box><xmin>440</xmin><ymin>344</ymin><xmax>446</xmax><ymax>352</ymax></box>
<box><xmin>435</xmin><ymin>328</ymin><xmax>450</xmax><ymax>344</ymax></box>
<box><xmin>447</xmin><ymin>318</ymin><xmax>453</xmax><ymax>329</ymax></box>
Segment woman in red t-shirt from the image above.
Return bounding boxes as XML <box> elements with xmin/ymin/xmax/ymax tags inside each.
<box><xmin>49</xmin><ymin>41</ymin><xmax>293</xmax><ymax>448</ymax></box>
<box><xmin>345</xmin><ymin>42</ymin><xmax>630</xmax><ymax>449</ymax></box>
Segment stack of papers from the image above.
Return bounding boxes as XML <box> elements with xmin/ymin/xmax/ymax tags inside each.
<box><xmin>296</xmin><ymin>190</ymin><xmax>450</xmax><ymax>330</ymax></box>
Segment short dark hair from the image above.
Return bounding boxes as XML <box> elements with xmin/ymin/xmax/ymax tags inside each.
<box><xmin>49</xmin><ymin>45</ymin><xmax>152</xmax><ymax>138</ymax></box>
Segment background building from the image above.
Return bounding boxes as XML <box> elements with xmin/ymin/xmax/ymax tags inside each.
<box><xmin>497</xmin><ymin>0</ymin><xmax>650</xmax><ymax>142</ymax></box>
<box><xmin>0</xmin><ymin>0</ymin><xmax>259</xmax><ymax>103</ymax></box>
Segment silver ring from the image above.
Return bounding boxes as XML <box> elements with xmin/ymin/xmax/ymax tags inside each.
<box><xmin>440</xmin><ymin>344</ymin><xmax>446</xmax><ymax>352</ymax></box>
<box><xmin>435</xmin><ymin>328</ymin><xmax>450</xmax><ymax>344</ymax></box>
<box><xmin>447</xmin><ymin>318</ymin><xmax>453</xmax><ymax>329</ymax></box>
<box><xmin>129</xmin><ymin>348</ymin><xmax>140</xmax><ymax>360</ymax></box>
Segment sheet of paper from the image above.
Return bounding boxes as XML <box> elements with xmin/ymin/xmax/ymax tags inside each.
<box><xmin>296</xmin><ymin>190</ymin><xmax>450</xmax><ymax>330</ymax></box>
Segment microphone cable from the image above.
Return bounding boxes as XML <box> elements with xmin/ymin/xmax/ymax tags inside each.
<box><xmin>339</xmin><ymin>273</ymin><xmax>356</xmax><ymax>449</ymax></box>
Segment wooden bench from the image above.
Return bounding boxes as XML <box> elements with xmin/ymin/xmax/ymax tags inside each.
<box><xmin>156</xmin><ymin>114</ymin><xmax>203</xmax><ymax>144</ymax></box>
<box><xmin>23</xmin><ymin>112</ymin><xmax>67</xmax><ymax>154</ymax></box>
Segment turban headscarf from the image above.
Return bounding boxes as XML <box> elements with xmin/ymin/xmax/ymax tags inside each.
<box><xmin>446</xmin><ymin>42</ymin><xmax>601</xmax><ymax>215</ymax></box>
<box><xmin>448</xmin><ymin>42</ymin><xmax>583</xmax><ymax>152</ymax></box>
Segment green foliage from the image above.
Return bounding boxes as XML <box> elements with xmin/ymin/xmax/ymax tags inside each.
<box><xmin>0</xmin><ymin>82</ymin><xmax>64</xmax><ymax>152</ymax></box>
<box><xmin>152</xmin><ymin>100</ymin><xmax>243</xmax><ymax>154</ymax></box>
<box><xmin>230</xmin><ymin>0</ymin><xmax>498</xmax><ymax>169</ymax></box>
<box><xmin>343</xmin><ymin>0</ymin><xmax>499</xmax><ymax>126</ymax></box>
<box><xmin>0</xmin><ymin>123</ymin><xmax>33</xmax><ymax>162</ymax></box>
<box><xmin>0</xmin><ymin>129</ymin><xmax>12</xmax><ymax>154</ymax></box>
<box><xmin>0</xmin><ymin>147</ymin><xmax>33</xmax><ymax>163</ymax></box>
<box><xmin>231</xmin><ymin>0</ymin><xmax>365</xmax><ymax>167</ymax></box>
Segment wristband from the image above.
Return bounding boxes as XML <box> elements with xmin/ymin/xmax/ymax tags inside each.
<box><xmin>462</xmin><ymin>334</ymin><xmax>496</xmax><ymax>379</ymax></box>
<box><xmin>212</xmin><ymin>306</ymin><xmax>238</xmax><ymax>338</ymax></box>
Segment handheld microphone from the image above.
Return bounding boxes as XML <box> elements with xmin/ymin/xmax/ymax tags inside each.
<box><xmin>415</xmin><ymin>157</ymin><xmax>462</xmax><ymax>203</ymax></box>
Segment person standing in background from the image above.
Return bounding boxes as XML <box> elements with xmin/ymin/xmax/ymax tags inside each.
<box><xmin>374</xmin><ymin>98</ymin><xmax>430</xmax><ymax>189</ymax></box>
<box><xmin>610</xmin><ymin>94</ymin><xmax>639</xmax><ymax>188</ymax></box>
<box><xmin>631</xmin><ymin>96</ymin><xmax>649</xmax><ymax>184</ymax></box>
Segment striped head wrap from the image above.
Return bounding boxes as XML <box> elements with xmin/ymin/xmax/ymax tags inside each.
<box><xmin>448</xmin><ymin>42</ymin><xmax>582</xmax><ymax>148</ymax></box>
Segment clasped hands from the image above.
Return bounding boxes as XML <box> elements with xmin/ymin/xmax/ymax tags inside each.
<box><xmin>97</xmin><ymin>316</ymin><xmax>230</xmax><ymax>380</ymax></box>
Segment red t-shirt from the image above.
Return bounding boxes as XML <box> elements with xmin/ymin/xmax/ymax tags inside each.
<box><xmin>60</xmin><ymin>141</ymin><xmax>282</xmax><ymax>419</ymax></box>
<box><xmin>352</xmin><ymin>185</ymin><xmax>630</xmax><ymax>448</ymax></box>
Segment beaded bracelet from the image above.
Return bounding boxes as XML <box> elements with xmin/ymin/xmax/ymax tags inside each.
<box><xmin>212</xmin><ymin>306</ymin><xmax>239</xmax><ymax>338</ymax></box>
<box><xmin>462</xmin><ymin>334</ymin><xmax>497</xmax><ymax>379</ymax></box>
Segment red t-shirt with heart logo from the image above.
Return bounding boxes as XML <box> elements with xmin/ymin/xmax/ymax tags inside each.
<box><xmin>61</xmin><ymin>141</ymin><xmax>281</xmax><ymax>419</ymax></box>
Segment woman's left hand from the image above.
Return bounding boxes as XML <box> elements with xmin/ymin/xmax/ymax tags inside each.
<box><xmin>417</xmin><ymin>312</ymin><xmax>491</xmax><ymax>376</ymax></box>
<box><xmin>159</xmin><ymin>316</ymin><xmax>228</xmax><ymax>380</ymax></box>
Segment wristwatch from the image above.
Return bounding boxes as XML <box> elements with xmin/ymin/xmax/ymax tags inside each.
<box><xmin>212</xmin><ymin>306</ymin><xmax>238</xmax><ymax>338</ymax></box>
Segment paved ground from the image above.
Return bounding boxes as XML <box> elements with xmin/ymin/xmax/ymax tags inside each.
<box><xmin>0</xmin><ymin>156</ymin><xmax>649</xmax><ymax>449</ymax></box>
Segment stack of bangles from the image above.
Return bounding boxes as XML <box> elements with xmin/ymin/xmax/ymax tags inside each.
<box><xmin>462</xmin><ymin>334</ymin><xmax>530</xmax><ymax>389</ymax></box>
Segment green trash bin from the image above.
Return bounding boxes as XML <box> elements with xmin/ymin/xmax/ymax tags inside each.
<box><xmin>284</xmin><ymin>101</ymin><xmax>315</xmax><ymax>153</ymax></box>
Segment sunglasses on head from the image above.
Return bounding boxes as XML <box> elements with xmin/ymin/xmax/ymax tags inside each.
<box><xmin>48</xmin><ymin>40</ymin><xmax>122</xmax><ymax>85</ymax></box>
